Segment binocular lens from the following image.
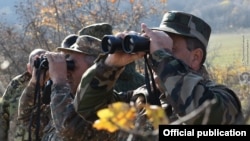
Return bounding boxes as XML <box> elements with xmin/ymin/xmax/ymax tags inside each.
<box><xmin>34</xmin><ymin>56</ymin><xmax>75</xmax><ymax>71</ymax></box>
<box><xmin>123</xmin><ymin>35</ymin><xmax>150</xmax><ymax>53</ymax></box>
<box><xmin>106</xmin><ymin>39</ymin><xmax>112</xmax><ymax>52</ymax></box>
<box><xmin>101</xmin><ymin>35</ymin><xmax>149</xmax><ymax>54</ymax></box>
<box><xmin>129</xmin><ymin>38</ymin><xmax>135</xmax><ymax>51</ymax></box>
<box><xmin>123</xmin><ymin>36</ymin><xmax>134</xmax><ymax>53</ymax></box>
<box><xmin>101</xmin><ymin>35</ymin><xmax>122</xmax><ymax>54</ymax></box>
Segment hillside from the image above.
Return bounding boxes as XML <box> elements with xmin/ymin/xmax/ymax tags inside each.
<box><xmin>1</xmin><ymin>0</ymin><xmax>250</xmax><ymax>33</ymax></box>
<box><xmin>165</xmin><ymin>0</ymin><xmax>250</xmax><ymax>33</ymax></box>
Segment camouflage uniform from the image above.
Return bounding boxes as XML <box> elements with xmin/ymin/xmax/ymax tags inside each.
<box><xmin>0</xmin><ymin>72</ymin><xmax>33</xmax><ymax>141</ymax></box>
<box><xmin>149</xmin><ymin>11</ymin><xmax>244</xmax><ymax>124</ymax></box>
<box><xmin>71</xmin><ymin>11</ymin><xmax>244</xmax><ymax>141</ymax></box>
<box><xmin>79</xmin><ymin>23</ymin><xmax>145</xmax><ymax>92</ymax></box>
<box><xmin>18</xmin><ymin>82</ymin><xmax>51</xmax><ymax>141</ymax></box>
<box><xmin>48</xmin><ymin>38</ymin><xmax>145</xmax><ymax>140</ymax></box>
<box><xmin>115</xmin><ymin>62</ymin><xmax>145</xmax><ymax>92</ymax></box>
<box><xmin>73</xmin><ymin>55</ymin><xmax>155</xmax><ymax>141</ymax></box>
<box><xmin>73</xmin><ymin>47</ymin><xmax>243</xmax><ymax>128</ymax></box>
<box><xmin>148</xmin><ymin>50</ymin><xmax>243</xmax><ymax>124</ymax></box>
<box><xmin>18</xmin><ymin>23</ymin><xmax>145</xmax><ymax>141</ymax></box>
<box><xmin>0</xmin><ymin>49</ymin><xmax>47</xmax><ymax>141</ymax></box>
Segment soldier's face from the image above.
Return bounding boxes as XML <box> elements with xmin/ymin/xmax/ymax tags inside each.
<box><xmin>169</xmin><ymin>34</ymin><xmax>201</xmax><ymax>71</ymax></box>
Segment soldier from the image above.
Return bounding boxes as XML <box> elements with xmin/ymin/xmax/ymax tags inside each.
<box><xmin>72</xmin><ymin>10</ymin><xmax>244</xmax><ymax>140</ymax></box>
<box><xmin>78</xmin><ymin>23</ymin><xmax>145</xmax><ymax>91</ymax></box>
<box><xmin>0</xmin><ymin>48</ymin><xmax>46</xmax><ymax>141</ymax></box>
<box><xmin>18</xmin><ymin>23</ymin><xmax>145</xmax><ymax>141</ymax></box>
<box><xmin>64</xmin><ymin>24</ymin><xmax>145</xmax><ymax>91</ymax></box>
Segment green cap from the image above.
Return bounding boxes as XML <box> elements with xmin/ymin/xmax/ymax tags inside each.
<box><xmin>151</xmin><ymin>11</ymin><xmax>211</xmax><ymax>47</ymax></box>
<box><xmin>57</xmin><ymin>35</ymin><xmax>101</xmax><ymax>56</ymax></box>
<box><xmin>78</xmin><ymin>23</ymin><xmax>113</xmax><ymax>39</ymax></box>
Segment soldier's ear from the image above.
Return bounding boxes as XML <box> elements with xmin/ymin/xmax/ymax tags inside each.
<box><xmin>191</xmin><ymin>48</ymin><xmax>203</xmax><ymax>71</ymax></box>
<box><xmin>27</xmin><ymin>63</ymin><xmax>32</xmax><ymax>74</ymax></box>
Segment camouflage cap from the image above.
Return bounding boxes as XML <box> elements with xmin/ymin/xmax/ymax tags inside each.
<box><xmin>151</xmin><ymin>11</ymin><xmax>211</xmax><ymax>47</ymax></box>
<box><xmin>78</xmin><ymin>23</ymin><xmax>113</xmax><ymax>39</ymax></box>
<box><xmin>57</xmin><ymin>35</ymin><xmax>102</xmax><ymax>56</ymax></box>
<box><xmin>61</xmin><ymin>34</ymin><xmax>79</xmax><ymax>48</ymax></box>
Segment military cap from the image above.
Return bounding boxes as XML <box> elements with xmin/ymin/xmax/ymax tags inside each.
<box><xmin>152</xmin><ymin>11</ymin><xmax>211</xmax><ymax>47</ymax></box>
<box><xmin>57</xmin><ymin>35</ymin><xmax>102</xmax><ymax>56</ymax></box>
<box><xmin>78</xmin><ymin>23</ymin><xmax>113</xmax><ymax>39</ymax></box>
<box><xmin>61</xmin><ymin>34</ymin><xmax>79</xmax><ymax>48</ymax></box>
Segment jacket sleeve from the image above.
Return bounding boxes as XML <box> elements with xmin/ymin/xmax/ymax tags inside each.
<box><xmin>1</xmin><ymin>73</ymin><xmax>31</xmax><ymax>141</ymax></box>
<box><xmin>149</xmin><ymin>49</ymin><xmax>244</xmax><ymax>124</ymax></box>
<box><xmin>18</xmin><ymin>82</ymin><xmax>50</xmax><ymax>138</ymax></box>
<box><xmin>50</xmin><ymin>81</ymin><xmax>119</xmax><ymax>140</ymax></box>
<box><xmin>73</xmin><ymin>56</ymin><xmax>128</xmax><ymax>121</ymax></box>
<box><xmin>18</xmin><ymin>82</ymin><xmax>37</xmax><ymax>126</ymax></box>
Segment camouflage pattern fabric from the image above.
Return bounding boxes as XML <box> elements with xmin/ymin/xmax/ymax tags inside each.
<box><xmin>0</xmin><ymin>71</ymin><xmax>33</xmax><ymax>141</ymax></box>
<box><xmin>48</xmin><ymin>83</ymin><xmax>120</xmax><ymax>141</ymax></box>
<box><xmin>42</xmin><ymin>23</ymin><xmax>116</xmax><ymax>141</ymax></box>
<box><xmin>57</xmin><ymin>35</ymin><xmax>102</xmax><ymax>56</ymax></box>
<box><xmin>78</xmin><ymin>23</ymin><xmax>113</xmax><ymax>39</ymax></box>
<box><xmin>151</xmin><ymin>11</ymin><xmax>211</xmax><ymax>47</ymax></box>
<box><xmin>47</xmin><ymin>57</ymin><xmax>145</xmax><ymax>140</ymax></box>
<box><xmin>46</xmin><ymin>25</ymin><xmax>145</xmax><ymax>140</ymax></box>
<box><xmin>46</xmin><ymin>62</ymin><xmax>144</xmax><ymax>141</ymax></box>
<box><xmin>115</xmin><ymin>62</ymin><xmax>145</xmax><ymax>92</ymax></box>
<box><xmin>60</xmin><ymin>23</ymin><xmax>112</xmax><ymax>49</ymax></box>
<box><xmin>73</xmin><ymin>48</ymin><xmax>243</xmax><ymax>140</ymax></box>
<box><xmin>149</xmin><ymin>49</ymin><xmax>244</xmax><ymax>124</ymax></box>
<box><xmin>18</xmin><ymin>23</ymin><xmax>145</xmax><ymax>141</ymax></box>
<box><xmin>18</xmin><ymin>80</ymin><xmax>51</xmax><ymax>141</ymax></box>
<box><xmin>72</xmin><ymin>56</ymin><xmax>156</xmax><ymax>141</ymax></box>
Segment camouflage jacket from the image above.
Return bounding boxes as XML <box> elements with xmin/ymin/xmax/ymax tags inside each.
<box><xmin>47</xmin><ymin>48</ymin><xmax>244</xmax><ymax>141</ymax></box>
<box><xmin>48</xmin><ymin>83</ymin><xmax>119</xmax><ymax>141</ymax></box>
<box><xmin>18</xmin><ymin>79</ymin><xmax>51</xmax><ymax>141</ymax></box>
<box><xmin>114</xmin><ymin>62</ymin><xmax>145</xmax><ymax>92</ymax></box>
<box><xmin>17</xmin><ymin>62</ymin><xmax>145</xmax><ymax>141</ymax></box>
<box><xmin>0</xmin><ymin>71</ymin><xmax>32</xmax><ymax>141</ymax></box>
<box><xmin>149</xmin><ymin>49</ymin><xmax>244</xmax><ymax>124</ymax></box>
<box><xmin>74</xmin><ymin>48</ymin><xmax>244</xmax><ymax>126</ymax></box>
<box><xmin>48</xmin><ymin>62</ymin><xmax>145</xmax><ymax>141</ymax></box>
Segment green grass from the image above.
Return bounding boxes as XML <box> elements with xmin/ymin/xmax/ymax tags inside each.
<box><xmin>206</xmin><ymin>32</ymin><xmax>250</xmax><ymax>118</ymax></box>
<box><xmin>207</xmin><ymin>32</ymin><xmax>250</xmax><ymax>67</ymax></box>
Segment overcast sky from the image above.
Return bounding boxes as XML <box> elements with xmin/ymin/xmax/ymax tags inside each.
<box><xmin>0</xmin><ymin>0</ymin><xmax>18</xmax><ymax>24</ymax></box>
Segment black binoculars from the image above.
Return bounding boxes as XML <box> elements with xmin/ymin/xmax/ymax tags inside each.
<box><xmin>34</xmin><ymin>56</ymin><xmax>75</xmax><ymax>70</ymax></box>
<box><xmin>101</xmin><ymin>35</ymin><xmax>150</xmax><ymax>54</ymax></box>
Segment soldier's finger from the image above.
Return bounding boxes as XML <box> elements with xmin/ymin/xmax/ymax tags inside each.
<box><xmin>45</xmin><ymin>52</ymin><xmax>53</xmax><ymax>62</ymax></box>
<box><xmin>141</xmin><ymin>23</ymin><xmax>153</xmax><ymax>37</ymax></box>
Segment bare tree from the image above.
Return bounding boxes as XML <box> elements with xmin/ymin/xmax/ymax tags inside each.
<box><xmin>0</xmin><ymin>0</ymin><xmax>167</xmax><ymax>87</ymax></box>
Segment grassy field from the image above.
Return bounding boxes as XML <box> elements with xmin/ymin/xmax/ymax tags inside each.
<box><xmin>206</xmin><ymin>32</ymin><xmax>250</xmax><ymax>119</ymax></box>
<box><xmin>207</xmin><ymin>32</ymin><xmax>250</xmax><ymax>67</ymax></box>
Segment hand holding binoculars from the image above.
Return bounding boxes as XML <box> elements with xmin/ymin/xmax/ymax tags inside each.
<box><xmin>101</xmin><ymin>35</ymin><xmax>150</xmax><ymax>54</ymax></box>
<box><xmin>34</xmin><ymin>56</ymin><xmax>75</xmax><ymax>70</ymax></box>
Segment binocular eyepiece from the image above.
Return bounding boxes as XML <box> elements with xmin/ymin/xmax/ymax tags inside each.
<box><xmin>101</xmin><ymin>35</ymin><xmax>150</xmax><ymax>54</ymax></box>
<box><xmin>34</xmin><ymin>56</ymin><xmax>75</xmax><ymax>70</ymax></box>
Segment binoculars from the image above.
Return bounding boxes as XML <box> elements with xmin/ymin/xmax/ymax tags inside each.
<box><xmin>34</xmin><ymin>56</ymin><xmax>75</xmax><ymax>70</ymax></box>
<box><xmin>101</xmin><ymin>35</ymin><xmax>150</xmax><ymax>54</ymax></box>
